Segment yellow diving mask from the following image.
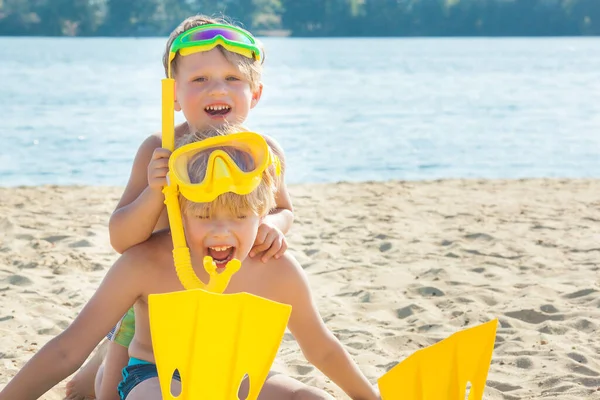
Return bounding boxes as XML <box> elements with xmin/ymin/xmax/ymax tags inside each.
<box><xmin>169</xmin><ymin>132</ymin><xmax>281</xmax><ymax>203</ymax></box>
<box><xmin>161</xmin><ymin>131</ymin><xmax>280</xmax><ymax>291</ymax></box>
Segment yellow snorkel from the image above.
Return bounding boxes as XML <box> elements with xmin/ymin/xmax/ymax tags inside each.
<box><xmin>161</xmin><ymin>77</ymin><xmax>211</xmax><ymax>290</ymax></box>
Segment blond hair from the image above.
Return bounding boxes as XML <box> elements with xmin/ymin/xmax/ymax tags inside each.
<box><xmin>176</xmin><ymin>125</ymin><xmax>277</xmax><ymax>218</ymax></box>
<box><xmin>163</xmin><ymin>15</ymin><xmax>264</xmax><ymax>90</ymax></box>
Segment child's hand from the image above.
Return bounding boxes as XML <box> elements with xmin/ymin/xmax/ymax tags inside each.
<box><xmin>147</xmin><ymin>148</ymin><xmax>171</xmax><ymax>191</ymax></box>
<box><xmin>250</xmin><ymin>222</ymin><xmax>287</xmax><ymax>262</ymax></box>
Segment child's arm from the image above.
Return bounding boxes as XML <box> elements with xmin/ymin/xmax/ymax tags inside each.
<box><xmin>276</xmin><ymin>256</ymin><xmax>379</xmax><ymax>400</ymax></box>
<box><xmin>251</xmin><ymin>135</ymin><xmax>295</xmax><ymax>261</ymax></box>
<box><xmin>109</xmin><ymin>134</ymin><xmax>168</xmax><ymax>253</ymax></box>
<box><xmin>264</xmin><ymin>135</ymin><xmax>294</xmax><ymax>233</ymax></box>
<box><xmin>0</xmin><ymin>251</ymin><xmax>146</xmax><ymax>400</ymax></box>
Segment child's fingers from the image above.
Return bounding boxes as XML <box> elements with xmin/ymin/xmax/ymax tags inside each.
<box><xmin>261</xmin><ymin>237</ymin><xmax>283</xmax><ymax>262</ymax></box>
<box><xmin>274</xmin><ymin>239</ymin><xmax>288</xmax><ymax>260</ymax></box>
<box><xmin>253</xmin><ymin>229</ymin><xmax>269</xmax><ymax>247</ymax></box>
<box><xmin>151</xmin><ymin>158</ymin><xmax>169</xmax><ymax>168</ymax></box>
<box><xmin>153</xmin><ymin>148</ymin><xmax>172</xmax><ymax>159</ymax></box>
<box><xmin>252</xmin><ymin>232</ymin><xmax>275</xmax><ymax>255</ymax></box>
<box><xmin>250</xmin><ymin>234</ymin><xmax>266</xmax><ymax>257</ymax></box>
<box><xmin>151</xmin><ymin>167</ymin><xmax>169</xmax><ymax>179</ymax></box>
<box><xmin>251</xmin><ymin>240</ymin><xmax>272</xmax><ymax>256</ymax></box>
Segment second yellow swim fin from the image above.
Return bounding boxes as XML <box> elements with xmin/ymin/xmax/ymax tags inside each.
<box><xmin>378</xmin><ymin>319</ymin><xmax>498</xmax><ymax>400</ymax></box>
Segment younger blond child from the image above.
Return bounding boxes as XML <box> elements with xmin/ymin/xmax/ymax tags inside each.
<box><xmin>0</xmin><ymin>127</ymin><xmax>381</xmax><ymax>400</ymax></box>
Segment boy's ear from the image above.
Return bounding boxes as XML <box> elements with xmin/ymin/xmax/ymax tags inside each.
<box><xmin>250</xmin><ymin>82</ymin><xmax>263</xmax><ymax>109</ymax></box>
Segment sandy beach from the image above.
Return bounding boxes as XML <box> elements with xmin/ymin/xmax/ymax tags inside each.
<box><xmin>0</xmin><ymin>179</ymin><xmax>599</xmax><ymax>399</ymax></box>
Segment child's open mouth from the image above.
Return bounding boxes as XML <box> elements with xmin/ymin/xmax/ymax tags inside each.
<box><xmin>204</xmin><ymin>104</ymin><xmax>231</xmax><ymax>118</ymax></box>
<box><xmin>207</xmin><ymin>245</ymin><xmax>235</xmax><ymax>267</ymax></box>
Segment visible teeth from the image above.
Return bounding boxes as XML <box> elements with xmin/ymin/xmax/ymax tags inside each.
<box><xmin>206</xmin><ymin>105</ymin><xmax>230</xmax><ymax>111</ymax></box>
<box><xmin>209</xmin><ymin>246</ymin><xmax>231</xmax><ymax>251</ymax></box>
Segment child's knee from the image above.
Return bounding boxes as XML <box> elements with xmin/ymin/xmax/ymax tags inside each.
<box><xmin>292</xmin><ymin>386</ymin><xmax>334</xmax><ymax>400</ymax></box>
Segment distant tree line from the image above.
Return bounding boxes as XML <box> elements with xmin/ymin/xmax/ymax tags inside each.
<box><xmin>0</xmin><ymin>0</ymin><xmax>598</xmax><ymax>36</ymax></box>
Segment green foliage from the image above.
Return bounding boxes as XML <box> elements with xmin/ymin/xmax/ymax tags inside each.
<box><xmin>0</xmin><ymin>0</ymin><xmax>598</xmax><ymax>36</ymax></box>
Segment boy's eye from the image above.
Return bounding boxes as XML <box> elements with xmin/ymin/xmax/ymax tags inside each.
<box><xmin>226</xmin><ymin>76</ymin><xmax>241</xmax><ymax>81</ymax></box>
<box><xmin>193</xmin><ymin>77</ymin><xmax>207</xmax><ymax>82</ymax></box>
<box><xmin>237</xmin><ymin>215</ymin><xmax>247</xmax><ymax>220</ymax></box>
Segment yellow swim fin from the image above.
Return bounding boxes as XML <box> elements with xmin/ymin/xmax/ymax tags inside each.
<box><xmin>148</xmin><ymin>289</ymin><xmax>292</xmax><ymax>400</ymax></box>
<box><xmin>378</xmin><ymin>319</ymin><xmax>498</xmax><ymax>400</ymax></box>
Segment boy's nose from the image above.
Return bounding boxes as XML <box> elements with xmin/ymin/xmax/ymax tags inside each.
<box><xmin>211</xmin><ymin>223</ymin><xmax>231</xmax><ymax>238</ymax></box>
<box><xmin>208</xmin><ymin>81</ymin><xmax>228</xmax><ymax>96</ymax></box>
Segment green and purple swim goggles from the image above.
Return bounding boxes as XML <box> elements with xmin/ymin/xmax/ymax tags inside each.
<box><xmin>167</xmin><ymin>23</ymin><xmax>262</xmax><ymax>77</ymax></box>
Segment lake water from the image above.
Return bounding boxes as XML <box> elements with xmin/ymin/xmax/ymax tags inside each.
<box><xmin>1</xmin><ymin>37</ymin><xmax>599</xmax><ymax>186</ymax></box>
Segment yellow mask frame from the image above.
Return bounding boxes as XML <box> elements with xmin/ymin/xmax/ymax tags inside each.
<box><xmin>170</xmin><ymin>132</ymin><xmax>281</xmax><ymax>203</ymax></box>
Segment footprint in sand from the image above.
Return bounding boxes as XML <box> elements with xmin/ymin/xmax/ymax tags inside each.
<box><xmin>417</xmin><ymin>324</ymin><xmax>442</xmax><ymax>332</ymax></box>
<box><xmin>346</xmin><ymin>341</ymin><xmax>370</xmax><ymax>350</ymax></box>
<box><xmin>540</xmin><ymin>304</ymin><xmax>559</xmax><ymax>313</ymax></box>
<box><xmin>577</xmin><ymin>377</ymin><xmax>600</xmax><ymax>388</ymax></box>
<box><xmin>498</xmin><ymin>318</ymin><xmax>512</xmax><ymax>328</ymax></box>
<box><xmin>69</xmin><ymin>239</ymin><xmax>93</xmax><ymax>248</ymax></box>
<box><xmin>0</xmin><ymin>351</ymin><xmax>15</xmax><ymax>359</ymax></box>
<box><xmin>336</xmin><ymin>290</ymin><xmax>371</xmax><ymax>303</ymax></box>
<box><xmin>567</xmin><ymin>352</ymin><xmax>588</xmax><ymax>364</ymax></box>
<box><xmin>41</xmin><ymin>235</ymin><xmax>70</xmax><ymax>244</ymax></box>
<box><xmin>3</xmin><ymin>274</ymin><xmax>33</xmax><ymax>286</ymax></box>
<box><xmin>570</xmin><ymin>318</ymin><xmax>597</xmax><ymax>333</ymax></box>
<box><xmin>516</xmin><ymin>357</ymin><xmax>534</xmax><ymax>369</ymax></box>
<box><xmin>567</xmin><ymin>363</ymin><xmax>599</xmax><ymax>377</ymax></box>
<box><xmin>416</xmin><ymin>286</ymin><xmax>444</xmax><ymax>297</ymax></box>
<box><xmin>570</xmin><ymin>247</ymin><xmax>600</xmax><ymax>253</ymax></box>
<box><xmin>564</xmin><ymin>288</ymin><xmax>597</xmax><ymax>299</ymax></box>
<box><xmin>377</xmin><ymin>361</ymin><xmax>399</xmax><ymax>373</ymax></box>
<box><xmin>464</xmin><ymin>232</ymin><xmax>495</xmax><ymax>241</ymax></box>
<box><xmin>374</xmin><ymin>234</ymin><xmax>390</xmax><ymax>240</ymax></box>
<box><xmin>531</xmin><ymin>224</ymin><xmax>557</xmax><ymax>231</ymax></box>
<box><xmin>16</xmin><ymin>261</ymin><xmax>38</xmax><ymax>269</ymax></box>
<box><xmin>420</xmin><ymin>268</ymin><xmax>445</xmax><ymax>278</ymax></box>
<box><xmin>395</xmin><ymin>304</ymin><xmax>425</xmax><ymax>319</ymax></box>
<box><xmin>504</xmin><ymin>309</ymin><xmax>564</xmax><ymax>324</ymax></box>
<box><xmin>486</xmin><ymin>381</ymin><xmax>522</xmax><ymax>392</ymax></box>
<box><xmin>291</xmin><ymin>364</ymin><xmax>314</xmax><ymax>375</ymax></box>
<box><xmin>304</xmin><ymin>248</ymin><xmax>319</xmax><ymax>257</ymax></box>
<box><xmin>538</xmin><ymin>323</ymin><xmax>569</xmax><ymax>335</ymax></box>
<box><xmin>379</xmin><ymin>242</ymin><xmax>392</xmax><ymax>252</ymax></box>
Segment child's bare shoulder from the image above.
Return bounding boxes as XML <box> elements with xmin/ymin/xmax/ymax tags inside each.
<box><xmin>258</xmin><ymin>134</ymin><xmax>287</xmax><ymax>175</ymax></box>
<box><xmin>138</xmin><ymin>132</ymin><xmax>162</xmax><ymax>153</ymax></box>
<box><xmin>260</xmin><ymin>134</ymin><xmax>285</xmax><ymax>157</ymax></box>
<box><xmin>120</xmin><ymin>231</ymin><xmax>173</xmax><ymax>272</ymax></box>
<box><xmin>140</xmin><ymin>123</ymin><xmax>188</xmax><ymax>154</ymax></box>
<box><xmin>261</xmin><ymin>253</ymin><xmax>309</xmax><ymax>296</ymax></box>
